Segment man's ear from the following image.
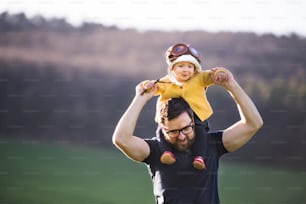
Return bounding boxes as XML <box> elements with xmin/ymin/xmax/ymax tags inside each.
<box><xmin>191</xmin><ymin>117</ymin><xmax>195</xmax><ymax>124</ymax></box>
<box><xmin>160</xmin><ymin>127</ymin><xmax>168</xmax><ymax>138</ymax></box>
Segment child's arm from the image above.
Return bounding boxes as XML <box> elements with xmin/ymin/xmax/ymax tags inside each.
<box><xmin>141</xmin><ymin>76</ymin><xmax>169</xmax><ymax>95</ymax></box>
<box><xmin>199</xmin><ymin>68</ymin><xmax>229</xmax><ymax>87</ymax></box>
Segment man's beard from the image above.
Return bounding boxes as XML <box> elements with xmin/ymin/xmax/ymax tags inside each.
<box><xmin>172</xmin><ymin>137</ymin><xmax>195</xmax><ymax>152</ymax></box>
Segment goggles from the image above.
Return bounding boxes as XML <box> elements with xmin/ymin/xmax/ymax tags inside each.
<box><xmin>166</xmin><ymin>43</ymin><xmax>201</xmax><ymax>63</ymax></box>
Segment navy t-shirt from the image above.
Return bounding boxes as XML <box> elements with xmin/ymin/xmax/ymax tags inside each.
<box><xmin>143</xmin><ymin>130</ymin><xmax>227</xmax><ymax>204</ymax></box>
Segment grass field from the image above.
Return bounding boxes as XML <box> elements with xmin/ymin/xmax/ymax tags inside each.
<box><xmin>1</xmin><ymin>140</ymin><xmax>305</xmax><ymax>204</ymax></box>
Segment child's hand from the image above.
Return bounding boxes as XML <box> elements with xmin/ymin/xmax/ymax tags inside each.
<box><xmin>210</xmin><ymin>67</ymin><xmax>229</xmax><ymax>83</ymax></box>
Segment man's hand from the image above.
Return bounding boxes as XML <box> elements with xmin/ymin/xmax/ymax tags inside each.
<box><xmin>138</xmin><ymin>80</ymin><xmax>157</xmax><ymax>98</ymax></box>
<box><xmin>210</xmin><ymin>67</ymin><xmax>230</xmax><ymax>84</ymax></box>
<box><xmin>210</xmin><ymin>67</ymin><xmax>239</xmax><ymax>91</ymax></box>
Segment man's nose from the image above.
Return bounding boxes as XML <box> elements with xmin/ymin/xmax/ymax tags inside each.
<box><xmin>177</xmin><ymin>131</ymin><xmax>186</xmax><ymax>140</ymax></box>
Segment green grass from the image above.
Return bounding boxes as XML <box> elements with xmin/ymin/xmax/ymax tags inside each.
<box><xmin>219</xmin><ymin>161</ymin><xmax>306</xmax><ymax>203</ymax></box>
<box><xmin>1</xmin><ymin>140</ymin><xmax>305</xmax><ymax>204</ymax></box>
<box><xmin>0</xmin><ymin>140</ymin><xmax>154</xmax><ymax>204</ymax></box>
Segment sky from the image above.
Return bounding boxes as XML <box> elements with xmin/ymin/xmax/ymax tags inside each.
<box><xmin>1</xmin><ymin>0</ymin><xmax>306</xmax><ymax>37</ymax></box>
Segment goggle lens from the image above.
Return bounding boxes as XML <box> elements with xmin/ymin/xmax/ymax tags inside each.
<box><xmin>172</xmin><ymin>45</ymin><xmax>188</xmax><ymax>56</ymax></box>
<box><xmin>189</xmin><ymin>47</ymin><xmax>199</xmax><ymax>57</ymax></box>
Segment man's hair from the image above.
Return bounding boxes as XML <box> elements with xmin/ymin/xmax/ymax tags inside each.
<box><xmin>157</xmin><ymin>97</ymin><xmax>193</xmax><ymax>125</ymax></box>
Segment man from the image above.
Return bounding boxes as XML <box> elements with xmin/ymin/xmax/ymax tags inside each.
<box><xmin>112</xmin><ymin>68</ymin><xmax>263</xmax><ymax>204</ymax></box>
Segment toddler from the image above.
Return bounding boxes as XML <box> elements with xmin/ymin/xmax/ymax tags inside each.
<box><xmin>143</xmin><ymin>43</ymin><xmax>228</xmax><ymax>170</ymax></box>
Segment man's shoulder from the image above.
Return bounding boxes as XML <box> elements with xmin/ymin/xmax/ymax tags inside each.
<box><xmin>207</xmin><ymin>130</ymin><xmax>224</xmax><ymax>143</ymax></box>
<box><xmin>207</xmin><ymin>130</ymin><xmax>223</xmax><ymax>137</ymax></box>
<box><xmin>144</xmin><ymin>137</ymin><xmax>159</xmax><ymax>145</ymax></box>
<box><xmin>143</xmin><ymin>137</ymin><xmax>161</xmax><ymax>164</ymax></box>
<box><xmin>207</xmin><ymin>130</ymin><xmax>228</xmax><ymax>155</ymax></box>
<box><xmin>144</xmin><ymin>137</ymin><xmax>162</xmax><ymax>152</ymax></box>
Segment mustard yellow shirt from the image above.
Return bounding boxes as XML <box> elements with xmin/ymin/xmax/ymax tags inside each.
<box><xmin>155</xmin><ymin>70</ymin><xmax>214</xmax><ymax>121</ymax></box>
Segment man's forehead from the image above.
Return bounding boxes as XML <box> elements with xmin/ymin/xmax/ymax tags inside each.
<box><xmin>163</xmin><ymin>112</ymin><xmax>192</xmax><ymax>129</ymax></box>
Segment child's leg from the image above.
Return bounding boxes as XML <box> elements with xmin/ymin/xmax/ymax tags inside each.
<box><xmin>192</xmin><ymin>114</ymin><xmax>210</xmax><ymax>170</ymax></box>
<box><xmin>156</xmin><ymin>126</ymin><xmax>176</xmax><ymax>165</ymax></box>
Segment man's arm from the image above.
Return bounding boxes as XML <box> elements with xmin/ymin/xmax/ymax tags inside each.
<box><xmin>112</xmin><ymin>81</ymin><xmax>156</xmax><ymax>162</ymax></box>
<box><xmin>215</xmin><ymin>68</ymin><xmax>263</xmax><ymax>152</ymax></box>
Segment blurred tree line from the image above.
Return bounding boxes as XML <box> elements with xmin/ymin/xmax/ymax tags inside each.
<box><xmin>0</xmin><ymin>12</ymin><xmax>305</xmax><ymax>169</ymax></box>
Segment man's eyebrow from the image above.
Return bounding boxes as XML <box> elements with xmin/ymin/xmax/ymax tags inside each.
<box><xmin>166</xmin><ymin>123</ymin><xmax>192</xmax><ymax>132</ymax></box>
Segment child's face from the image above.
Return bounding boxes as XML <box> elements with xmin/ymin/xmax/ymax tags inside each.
<box><xmin>171</xmin><ymin>61</ymin><xmax>195</xmax><ymax>83</ymax></box>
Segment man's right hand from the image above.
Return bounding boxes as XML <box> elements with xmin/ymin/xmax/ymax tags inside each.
<box><xmin>137</xmin><ymin>80</ymin><xmax>157</xmax><ymax>98</ymax></box>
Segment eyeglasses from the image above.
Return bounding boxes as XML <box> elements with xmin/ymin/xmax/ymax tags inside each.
<box><xmin>166</xmin><ymin>43</ymin><xmax>201</xmax><ymax>63</ymax></box>
<box><xmin>164</xmin><ymin>123</ymin><xmax>195</xmax><ymax>138</ymax></box>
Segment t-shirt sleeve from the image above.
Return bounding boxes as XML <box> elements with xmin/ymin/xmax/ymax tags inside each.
<box><xmin>208</xmin><ymin>131</ymin><xmax>228</xmax><ymax>157</ymax></box>
<box><xmin>142</xmin><ymin>138</ymin><xmax>160</xmax><ymax>164</ymax></box>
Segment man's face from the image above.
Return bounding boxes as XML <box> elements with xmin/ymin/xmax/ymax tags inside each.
<box><xmin>161</xmin><ymin>112</ymin><xmax>195</xmax><ymax>151</ymax></box>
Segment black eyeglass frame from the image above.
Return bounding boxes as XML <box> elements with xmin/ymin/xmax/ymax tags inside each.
<box><xmin>164</xmin><ymin>122</ymin><xmax>195</xmax><ymax>138</ymax></box>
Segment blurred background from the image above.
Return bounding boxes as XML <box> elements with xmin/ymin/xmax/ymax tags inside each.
<box><xmin>0</xmin><ymin>1</ymin><xmax>306</xmax><ymax>203</ymax></box>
